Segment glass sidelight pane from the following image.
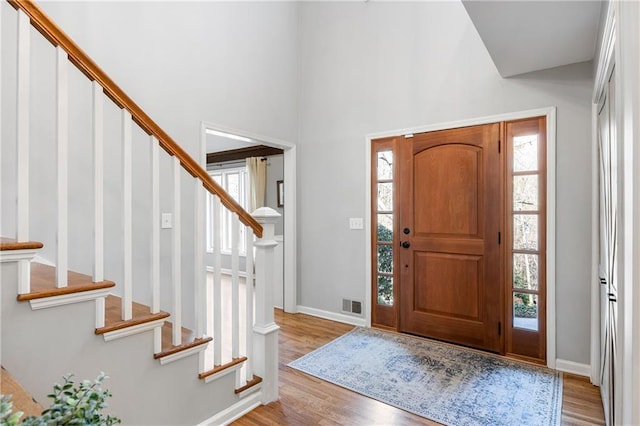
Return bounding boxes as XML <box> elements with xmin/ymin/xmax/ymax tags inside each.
<box><xmin>377</xmin><ymin>151</ymin><xmax>393</xmax><ymax>180</ymax></box>
<box><xmin>226</xmin><ymin>172</ymin><xmax>240</xmax><ymax>201</ymax></box>
<box><xmin>377</xmin><ymin>214</ymin><xmax>393</xmax><ymax>242</ymax></box>
<box><xmin>513</xmin><ymin>175</ymin><xmax>539</xmax><ymax>211</ymax></box>
<box><xmin>377</xmin><ymin>183</ymin><xmax>393</xmax><ymax>212</ymax></box>
<box><xmin>513</xmin><ymin>253</ymin><xmax>539</xmax><ymax>290</ymax></box>
<box><xmin>513</xmin><ymin>293</ymin><xmax>538</xmax><ymax>331</ymax></box>
<box><xmin>513</xmin><ymin>214</ymin><xmax>538</xmax><ymax>250</ymax></box>
<box><xmin>513</xmin><ymin>135</ymin><xmax>539</xmax><ymax>172</ymax></box>
<box><xmin>377</xmin><ymin>275</ymin><xmax>393</xmax><ymax>305</ymax></box>
<box><xmin>377</xmin><ymin>245</ymin><xmax>393</xmax><ymax>273</ymax></box>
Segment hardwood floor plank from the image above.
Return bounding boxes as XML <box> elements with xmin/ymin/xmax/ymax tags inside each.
<box><xmin>234</xmin><ymin>310</ymin><xmax>605</xmax><ymax>426</ymax></box>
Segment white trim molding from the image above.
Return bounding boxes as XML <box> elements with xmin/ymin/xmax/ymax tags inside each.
<box><xmin>0</xmin><ymin>248</ymin><xmax>39</xmax><ymax>263</ymax></box>
<box><xmin>364</xmin><ymin>107</ymin><xmax>557</xmax><ymax>368</ymax></box>
<box><xmin>297</xmin><ymin>305</ymin><xmax>366</xmax><ymax>327</ymax></box>
<box><xmin>197</xmin><ymin>391</ymin><xmax>262</xmax><ymax>426</ymax></box>
<box><xmin>236</xmin><ymin>382</ymin><xmax>262</xmax><ymax>399</ymax></box>
<box><xmin>555</xmin><ymin>359</ymin><xmax>592</xmax><ymax>378</ymax></box>
<box><xmin>202</xmin><ymin>362</ymin><xmax>244</xmax><ymax>385</ymax></box>
<box><xmin>101</xmin><ymin>320</ymin><xmax>167</xmax><ymax>343</ymax></box>
<box><xmin>28</xmin><ymin>287</ymin><xmax>112</xmax><ymax>310</ymax></box>
<box><xmin>158</xmin><ymin>343</ymin><xmax>209</xmax><ymax>366</ymax></box>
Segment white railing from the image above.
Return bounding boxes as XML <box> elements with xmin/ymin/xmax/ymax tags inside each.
<box><xmin>5</xmin><ymin>0</ymin><xmax>279</xmax><ymax>404</ymax></box>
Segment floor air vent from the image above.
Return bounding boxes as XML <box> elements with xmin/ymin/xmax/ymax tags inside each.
<box><xmin>342</xmin><ymin>298</ymin><xmax>362</xmax><ymax>316</ymax></box>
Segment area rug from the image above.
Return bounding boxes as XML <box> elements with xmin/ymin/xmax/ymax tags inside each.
<box><xmin>288</xmin><ymin>327</ymin><xmax>562</xmax><ymax>426</ymax></box>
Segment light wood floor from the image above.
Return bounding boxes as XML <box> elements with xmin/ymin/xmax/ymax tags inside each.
<box><xmin>0</xmin><ymin>367</ymin><xmax>44</xmax><ymax>418</ymax></box>
<box><xmin>234</xmin><ymin>310</ymin><xmax>605</xmax><ymax>426</ymax></box>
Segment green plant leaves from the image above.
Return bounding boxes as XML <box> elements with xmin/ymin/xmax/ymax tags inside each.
<box><xmin>2</xmin><ymin>373</ymin><xmax>120</xmax><ymax>425</ymax></box>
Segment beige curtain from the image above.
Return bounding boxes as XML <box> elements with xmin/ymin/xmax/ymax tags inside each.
<box><xmin>246</xmin><ymin>157</ymin><xmax>266</xmax><ymax>212</ymax></box>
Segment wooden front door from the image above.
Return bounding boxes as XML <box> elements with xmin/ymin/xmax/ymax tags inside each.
<box><xmin>398</xmin><ymin>123</ymin><xmax>502</xmax><ymax>352</ymax></box>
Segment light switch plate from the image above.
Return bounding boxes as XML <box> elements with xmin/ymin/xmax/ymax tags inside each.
<box><xmin>161</xmin><ymin>213</ymin><xmax>173</xmax><ymax>229</ymax></box>
<box><xmin>349</xmin><ymin>218</ymin><xmax>364</xmax><ymax>230</ymax></box>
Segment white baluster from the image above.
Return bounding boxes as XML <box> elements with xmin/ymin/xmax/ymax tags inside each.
<box><xmin>151</xmin><ymin>137</ymin><xmax>160</xmax><ymax>313</ymax></box>
<box><xmin>172</xmin><ymin>156</ymin><xmax>182</xmax><ymax>346</ymax></box>
<box><xmin>195</xmin><ymin>181</ymin><xmax>206</xmax><ymax>373</ymax></box>
<box><xmin>245</xmin><ymin>225</ymin><xmax>255</xmax><ymax>381</ymax></box>
<box><xmin>252</xmin><ymin>207</ymin><xmax>281</xmax><ymax>404</ymax></box>
<box><xmin>16</xmin><ymin>10</ymin><xmax>30</xmax><ymax>243</ymax></box>
<box><xmin>231</xmin><ymin>213</ymin><xmax>242</xmax><ymax>387</ymax></box>
<box><xmin>195</xmin><ymin>180</ymin><xmax>205</xmax><ymax>338</ymax></box>
<box><xmin>56</xmin><ymin>47</ymin><xmax>68</xmax><ymax>288</ymax></box>
<box><xmin>92</xmin><ymin>82</ymin><xmax>104</xmax><ymax>283</ymax></box>
<box><xmin>122</xmin><ymin>110</ymin><xmax>132</xmax><ymax>321</ymax></box>
<box><xmin>151</xmin><ymin>137</ymin><xmax>161</xmax><ymax>354</ymax></box>
<box><xmin>95</xmin><ymin>297</ymin><xmax>105</xmax><ymax>329</ymax></box>
<box><xmin>212</xmin><ymin>196</ymin><xmax>222</xmax><ymax>366</ymax></box>
<box><xmin>16</xmin><ymin>10</ymin><xmax>30</xmax><ymax>295</ymax></box>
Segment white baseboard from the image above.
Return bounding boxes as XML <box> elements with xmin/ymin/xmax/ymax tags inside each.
<box><xmin>296</xmin><ymin>305</ymin><xmax>366</xmax><ymax>327</ymax></box>
<box><xmin>555</xmin><ymin>359</ymin><xmax>591</xmax><ymax>377</ymax></box>
<box><xmin>198</xmin><ymin>391</ymin><xmax>262</xmax><ymax>426</ymax></box>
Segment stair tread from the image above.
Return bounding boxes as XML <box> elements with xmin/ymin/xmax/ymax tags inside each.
<box><xmin>154</xmin><ymin>321</ymin><xmax>212</xmax><ymax>359</ymax></box>
<box><xmin>235</xmin><ymin>375</ymin><xmax>262</xmax><ymax>394</ymax></box>
<box><xmin>198</xmin><ymin>356</ymin><xmax>248</xmax><ymax>380</ymax></box>
<box><xmin>95</xmin><ymin>295</ymin><xmax>170</xmax><ymax>334</ymax></box>
<box><xmin>0</xmin><ymin>237</ymin><xmax>43</xmax><ymax>251</ymax></box>
<box><xmin>17</xmin><ymin>263</ymin><xmax>115</xmax><ymax>301</ymax></box>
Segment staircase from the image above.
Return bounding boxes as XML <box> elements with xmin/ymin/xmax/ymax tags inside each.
<box><xmin>0</xmin><ymin>1</ymin><xmax>280</xmax><ymax>424</ymax></box>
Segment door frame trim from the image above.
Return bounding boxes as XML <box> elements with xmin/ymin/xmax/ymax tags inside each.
<box><xmin>201</xmin><ymin>121</ymin><xmax>298</xmax><ymax>314</ymax></box>
<box><xmin>364</xmin><ymin>106</ymin><xmax>557</xmax><ymax>368</ymax></box>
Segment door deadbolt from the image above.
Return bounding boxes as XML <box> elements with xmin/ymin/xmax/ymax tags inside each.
<box><xmin>403</xmin><ymin>227</ymin><xmax>411</xmax><ymax>234</ymax></box>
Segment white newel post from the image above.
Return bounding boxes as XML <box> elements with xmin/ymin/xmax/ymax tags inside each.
<box><xmin>252</xmin><ymin>207</ymin><xmax>281</xmax><ymax>404</ymax></box>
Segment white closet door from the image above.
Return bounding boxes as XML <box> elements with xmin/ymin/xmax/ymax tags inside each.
<box><xmin>597</xmin><ymin>69</ymin><xmax>617</xmax><ymax>426</ymax></box>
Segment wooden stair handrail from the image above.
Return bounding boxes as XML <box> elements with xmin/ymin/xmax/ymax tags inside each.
<box><xmin>8</xmin><ymin>0</ymin><xmax>263</xmax><ymax>238</ymax></box>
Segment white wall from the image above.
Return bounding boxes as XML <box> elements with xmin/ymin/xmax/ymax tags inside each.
<box><xmin>296</xmin><ymin>1</ymin><xmax>594</xmax><ymax>365</ymax></box>
<box><xmin>36</xmin><ymin>1</ymin><xmax>300</xmax><ymax>153</ymax></box>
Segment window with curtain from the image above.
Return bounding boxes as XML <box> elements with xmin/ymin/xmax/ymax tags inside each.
<box><xmin>206</xmin><ymin>167</ymin><xmax>248</xmax><ymax>254</ymax></box>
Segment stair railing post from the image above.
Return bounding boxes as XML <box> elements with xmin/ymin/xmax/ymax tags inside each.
<box><xmin>251</xmin><ymin>207</ymin><xmax>280</xmax><ymax>404</ymax></box>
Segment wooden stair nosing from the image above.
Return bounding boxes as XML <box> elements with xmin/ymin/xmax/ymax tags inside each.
<box><xmin>235</xmin><ymin>375</ymin><xmax>262</xmax><ymax>395</ymax></box>
<box><xmin>96</xmin><ymin>294</ymin><xmax>171</xmax><ymax>335</ymax></box>
<box><xmin>198</xmin><ymin>357</ymin><xmax>248</xmax><ymax>380</ymax></box>
<box><xmin>17</xmin><ymin>263</ymin><xmax>115</xmax><ymax>301</ymax></box>
<box><xmin>154</xmin><ymin>335</ymin><xmax>213</xmax><ymax>359</ymax></box>
<box><xmin>96</xmin><ymin>311</ymin><xmax>170</xmax><ymax>335</ymax></box>
<box><xmin>0</xmin><ymin>237</ymin><xmax>44</xmax><ymax>251</ymax></box>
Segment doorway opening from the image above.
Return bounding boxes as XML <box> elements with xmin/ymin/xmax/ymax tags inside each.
<box><xmin>201</xmin><ymin>122</ymin><xmax>297</xmax><ymax>313</ymax></box>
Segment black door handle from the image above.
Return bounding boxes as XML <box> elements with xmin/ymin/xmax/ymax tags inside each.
<box><xmin>401</xmin><ymin>241</ymin><xmax>410</xmax><ymax>249</ymax></box>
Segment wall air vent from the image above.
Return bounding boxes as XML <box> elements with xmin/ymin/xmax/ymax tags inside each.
<box><xmin>342</xmin><ymin>298</ymin><xmax>363</xmax><ymax>316</ymax></box>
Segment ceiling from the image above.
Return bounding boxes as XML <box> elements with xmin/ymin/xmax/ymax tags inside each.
<box><xmin>206</xmin><ymin>132</ymin><xmax>257</xmax><ymax>154</ymax></box>
<box><xmin>462</xmin><ymin>0</ymin><xmax>604</xmax><ymax>77</ymax></box>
